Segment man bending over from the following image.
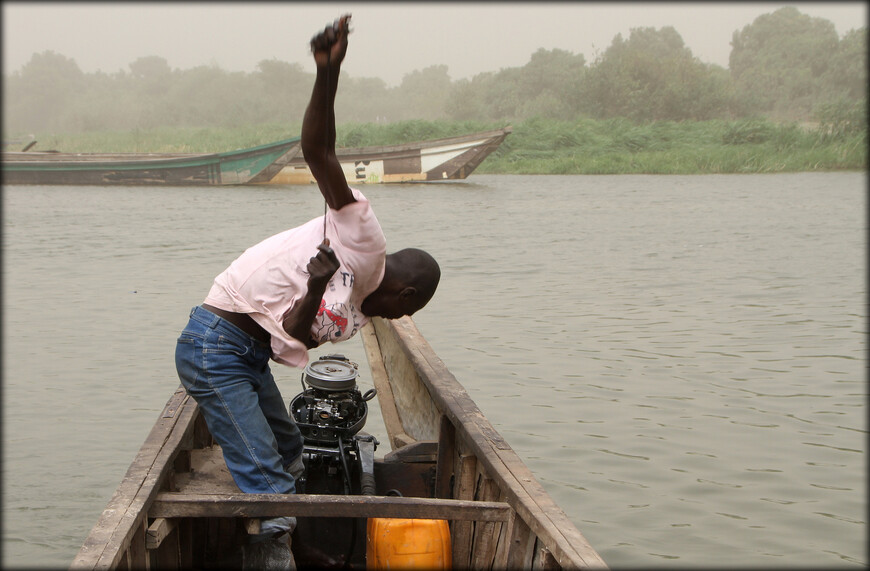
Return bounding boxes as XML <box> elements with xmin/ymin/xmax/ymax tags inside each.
<box><xmin>174</xmin><ymin>14</ymin><xmax>440</xmax><ymax>568</ymax></box>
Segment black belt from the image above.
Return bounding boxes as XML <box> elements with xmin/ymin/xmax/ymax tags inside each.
<box><xmin>201</xmin><ymin>304</ymin><xmax>271</xmax><ymax>344</ymax></box>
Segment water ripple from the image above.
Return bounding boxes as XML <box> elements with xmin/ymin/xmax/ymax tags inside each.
<box><xmin>6</xmin><ymin>174</ymin><xmax>866</xmax><ymax>569</ymax></box>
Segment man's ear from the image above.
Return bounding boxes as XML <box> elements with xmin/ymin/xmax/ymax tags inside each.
<box><xmin>399</xmin><ymin>286</ymin><xmax>417</xmax><ymax>300</ymax></box>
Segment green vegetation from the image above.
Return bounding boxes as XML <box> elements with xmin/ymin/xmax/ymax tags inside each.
<box><xmin>3</xmin><ymin>7</ymin><xmax>866</xmax><ymax>173</ymax></box>
<box><xmin>29</xmin><ymin>117</ymin><xmax>865</xmax><ymax>174</ymax></box>
<box><xmin>480</xmin><ymin>117</ymin><xmax>866</xmax><ymax>174</ymax></box>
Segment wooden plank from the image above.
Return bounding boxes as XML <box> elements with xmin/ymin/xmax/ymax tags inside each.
<box><xmin>145</xmin><ymin>517</ymin><xmax>176</xmax><ymax>550</ymax></box>
<box><xmin>178</xmin><ymin>518</ymin><xmax>194</xmax><ymax>570</ymax></box>
<box><xmin>506</xmin><ymin>516</ymin><xmax>537</xmax><ymax>570</ymax></box>
<box><xmin>434</xmin><ymin>415</ymin><xmax>456</xmax><ymax>499</ymax></box>
<box><xmin>492</xmin><ymin>507</ymin><xmax>516</xmax><ymax>570</ymax></box>
<box><xmin>374</xmin><ymin>317</ymin><xmax>608</xmax><ymax>569</ymax></box>
<box><xmin>360</xmin><ymin>322</ymin><xmax>415</xmax><ymax>450</ymax></box>
<box><xmin>172</xmin><ymin>446</ymin><xmax>241</xmax><ymax>495</ymax></box>
<box><xmin>71</xmin><ymin>388</ymin><xmax>199</xmax><ymax>570</ymax></box>
<box><xmin>126</xmin><ymin>519</ymin><xmax>147</xmax><ymax>570</ymax></box>
<box><xmin>451</xmin><ymin>454</ymin><xmax>478</xmax><ymax>569</ymax></box>
<box><xmin>150</xmin><ymin>493</ymin><xmax>511</xmax><ymax>522</ymax></box>
<box><xmin>150</xmin><ymin>517</ymin><xmax>181</xmax><ymax>569</ymax></box>
<box><xmin>145</xmin><ymin>519</ymin><xmax>182</xmax><ymax>569</ymax></box>
<box><xmin>532</xmin><ymin>539</ymin><xmax>560</xmax><ymax>570</ymax></box>
<box><xmin>470</xmin><ymin>477</ymin><xmax>500</xmax><ymax>570</ymax></box>
<box><xmin>104</xmin><ymin>400</ymin><xmax>198</xmax><ymax>569</ymax></box>
<box><xmin>210</xmin><ymin>518</ymin><xmax>242</xmax><ymax>566</ymax></box>
<box><xmin>371</xmin><ymin>318</ymin><xmax>440</xmax><ymax>442</ymax></box>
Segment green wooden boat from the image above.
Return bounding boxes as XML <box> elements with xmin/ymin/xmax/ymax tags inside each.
<box><xmin>1</xmin><ymin>137</ymin><xmax>301</xmax><ymax>186</ymax></box>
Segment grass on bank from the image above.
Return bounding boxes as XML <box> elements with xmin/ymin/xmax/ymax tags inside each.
<box><xmin>476</xmin><ymin>117</ymin><xmax>866</xmax><ymax>174</ymax></box>
<box><xmin>11</xmin><ymin>117</ymin><xmax>866</xmax><ymax>174</ymax></box>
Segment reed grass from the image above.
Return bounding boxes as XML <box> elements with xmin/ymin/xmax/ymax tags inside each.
<box><xmin>21</xmin><ymin>117</ymin><xmax>865</xmax><ymax>173</ymax></box>
<box><xmin>475</xmin><ymin>117</ymin><xmax>866</xmax><ymax>173</ymax></box>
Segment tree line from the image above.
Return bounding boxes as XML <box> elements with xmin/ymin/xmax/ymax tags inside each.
<box><xmin>3</xmin><ymin>7</ymin><xmax>865</xmax><ymax>138</ymax></box>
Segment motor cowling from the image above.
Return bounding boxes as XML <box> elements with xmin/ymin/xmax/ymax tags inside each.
<box><xmin>289</xmin><ymin>354</ymin><xmax>374</xmax><ymax>446</ymax></box>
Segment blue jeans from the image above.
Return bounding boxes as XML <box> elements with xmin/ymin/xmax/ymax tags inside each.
<box><xmin>175</xmin><ymin>306</ymin><xmax>303</xmax><ymax>498</ymax></box>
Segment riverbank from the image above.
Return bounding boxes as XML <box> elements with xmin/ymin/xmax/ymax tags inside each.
<box><xmin>16</xmin><ymin>117</ymin><xmax>866</xmax><ymax>174</ymax></box>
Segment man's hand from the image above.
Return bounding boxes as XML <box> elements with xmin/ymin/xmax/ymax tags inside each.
<box><xmin>307</xmin><ymin>239</ymin><xmax>339</xmax><ymax>288</ymax></box>
<box><xmin>283</xmin><ymin>239</ymin><xmax>340</xmax><ymax>348</ymax></box>
<box><xmin>310</xmin><ymin>14</ymin><xmax>351</xmax><ymax>68</ymax></box>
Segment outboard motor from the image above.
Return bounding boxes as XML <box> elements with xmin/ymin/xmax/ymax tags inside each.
<box><xmin>289</xmin><ymin>354</ymin><xmax>378</xmax><ymax>495</ymax></box>
<box><xmin>288</xmin><ymin>355</ymin><xmax>448</xmax><ymax>569</ymax></box>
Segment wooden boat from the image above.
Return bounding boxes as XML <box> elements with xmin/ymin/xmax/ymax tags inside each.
<box><xmin>1</xmin><ymin>137</ymin><xmax>301</xmax><ymax>186</ymax></box>
<box><xmin>70</xmin><ymin>316</ymin><xmax>607</xmax><ymax>569</ymax></box>
<box><xmin>267</xmin><ymin>127</ymin><xmax>512</xmax><ymax>185</ymax></box>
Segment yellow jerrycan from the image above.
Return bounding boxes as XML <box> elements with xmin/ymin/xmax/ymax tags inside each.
<box><xmin>366</xmin><ymin>517</ymin><xmax>451</xmax><ymax>569</ymax></box>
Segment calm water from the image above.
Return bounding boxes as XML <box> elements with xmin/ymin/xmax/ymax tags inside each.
<box><xmin>3</xmin><ymin>173</ymin><xmax>866</xmax><ymax>568</ymax></box>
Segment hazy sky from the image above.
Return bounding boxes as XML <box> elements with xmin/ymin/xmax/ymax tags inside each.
<box><xmin>3</xmin><ymin>2</ymin><xmax>866</xmax><ymax>86</ymax></box>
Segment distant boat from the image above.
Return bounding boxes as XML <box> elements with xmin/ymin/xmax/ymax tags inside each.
<box><xmin>1</xmin><ymin>137</ymin><xmax>301</xmax><ymax>186</ymax></box>
<box><xmin>1</xmin><ymin>128</ymin><xmax>511</xmax><ymax>187</ymax></box>
<box><xmin>269</xmin><ymin>127</ymin><xmax>512</xmax><ymax>184</ymax></box>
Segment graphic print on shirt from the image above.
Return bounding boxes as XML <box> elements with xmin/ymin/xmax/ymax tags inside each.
<box><xmin>313</xmin><ymin>298</ymin><xmax>361</xmax><ymax>343</ymax></box>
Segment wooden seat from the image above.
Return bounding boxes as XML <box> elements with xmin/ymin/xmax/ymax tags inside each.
<box><xmin>150</xmin><ymin>492</ymin><xmax>511</xmax><ymax>522</ymax></box>
<box><xmin>148</xmin><ymin>444</ymin><xmax>510</xmax><ymax>550</ymax></box>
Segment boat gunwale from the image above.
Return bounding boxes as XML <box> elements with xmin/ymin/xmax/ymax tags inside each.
<box><xmin>329</xmin><ymin>127</ymin><xmax>511</xmax><ymax>158</ymax></box>
<box><xmin>71</xmin><ymin>388</ymin><xmax>200</xmax><ymax>570</ymax></box>
<box><xmin>2</xmin><ymin>137</ymin><xmax>300</xmax><ymax>171</ymax></box>
<box><xmin>366</xmin><ymin>316</ymin><xmax>608</xmax><ymax>569</ymax></box>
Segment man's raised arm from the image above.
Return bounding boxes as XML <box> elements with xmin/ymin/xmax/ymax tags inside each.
<box><xmin>301</xmin><ymin>14</ymin><xmax>355</xmax><ymax>210</ymax></box>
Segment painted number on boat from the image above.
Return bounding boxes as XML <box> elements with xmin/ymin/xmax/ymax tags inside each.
<box><xmin>354</xmin><ymin>160</ymin><xmax>371</xmax><ymax>180</ymax></box>
<box><xmin>348</xmin><ymin>160</ymin><xmax>385</xmax><ymax>184</ymax></box>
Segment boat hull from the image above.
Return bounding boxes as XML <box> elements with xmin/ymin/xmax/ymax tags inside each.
<box><xmin>268</xmin><ymin>127</ymin><xmax>511</xmax><ymax>184</ymax></box>
<box><xmin>70</xmin><ymin>316</ymin><xmax>606</xmax><ymax>570</ymax></box>
<box><xmin>1</xmin><ymin>138</ymin><xmax>301</xmax><ymax>186</ymax></box>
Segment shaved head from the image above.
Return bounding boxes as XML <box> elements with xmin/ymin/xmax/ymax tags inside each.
<box><xmin>361</xmin><ymin>248</ymin><xmax>440</xmax><ymax>319</ymax></box>
<box><xmin>389</xmin><ymin>248</ymin><xmax>440</xmax><ymax>307</ymax></box>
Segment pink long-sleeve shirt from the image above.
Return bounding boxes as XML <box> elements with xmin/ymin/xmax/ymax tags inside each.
<box><xmin>204</xmin><ymin>188</ymin><xmax>386</xmax><ymax>367</ymax></box>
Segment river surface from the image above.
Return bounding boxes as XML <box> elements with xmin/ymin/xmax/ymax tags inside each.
<box><xmin>3</xmin><ymin>173</ymin><xmax>866</xmax><ymax>568</ymax></box>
